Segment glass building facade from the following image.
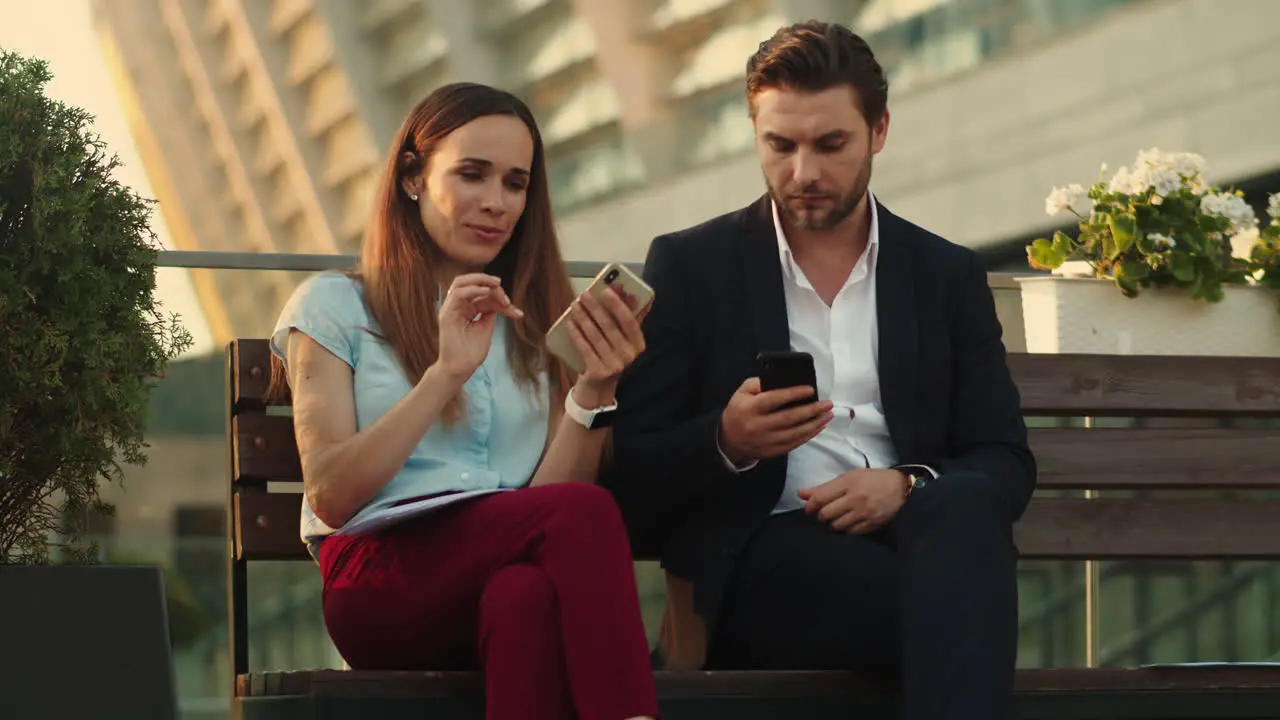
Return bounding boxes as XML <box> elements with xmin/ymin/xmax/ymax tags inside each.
<box><xmin>93</xmin><ymin>0</ymin><xmax>1147</xmax><ymax>344</ymax></box>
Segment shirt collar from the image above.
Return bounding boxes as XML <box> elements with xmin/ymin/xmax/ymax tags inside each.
<box><xmin>771</xmin><ymin>189</ymin><xmax>881</xmax><ymax>289</ymax></box>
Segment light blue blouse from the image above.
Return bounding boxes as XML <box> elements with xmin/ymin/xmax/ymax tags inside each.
<box><xmin>270</xmin><ymin>272</ymin><xmax>550</xmax><ymax>558</ymax></box>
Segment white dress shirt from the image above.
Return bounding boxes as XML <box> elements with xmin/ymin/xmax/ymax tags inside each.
<box><xmin>718</xmin><ymin>191</ymin><xmax>937</xmax><ymax>513</ymax></box>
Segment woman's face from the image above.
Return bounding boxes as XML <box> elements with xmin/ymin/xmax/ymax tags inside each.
<box><xmin>403</xmin><ymin>114</ymin><xmax>535</xmax><ymax>275</ymax></box>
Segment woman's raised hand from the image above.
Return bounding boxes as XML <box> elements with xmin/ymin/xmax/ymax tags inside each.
<box><xmin>435</xmin><ymin>273</ymin><xmax>523</xmax><ymax>382</ymax></box>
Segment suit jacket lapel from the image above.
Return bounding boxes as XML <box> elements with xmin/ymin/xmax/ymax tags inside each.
<box><xmin>738</xmin><ymin>195</ymin><xmax>790</xmax><ymax>355</ymax></box>
<box><xmin>874</xmin><ymin>202</ymin><xmax>919</xmax><ymax>460</ymax></box>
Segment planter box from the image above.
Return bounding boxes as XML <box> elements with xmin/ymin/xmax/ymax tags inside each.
<box><xmin>1016</xmin><ymin>276</ymin><xmax>1280</xmax><ymax>356</ymax></box>
<box><xmin>0</xmin><ymin>565</ymin><xmax>177</xmax><ymax>720</ymax></box>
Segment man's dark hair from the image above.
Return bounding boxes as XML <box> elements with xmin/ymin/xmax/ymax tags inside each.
<box><xmin>745</xmin><ymin>20</ymin><xmax>889</xmax><ymax>123</ymax></box>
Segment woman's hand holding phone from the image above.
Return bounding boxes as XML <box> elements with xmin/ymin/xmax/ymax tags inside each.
<box><xmin>564</xmin><ymin>285</ymin><xmax>647</xmax><ymax>406</ymax></box>
<box><xmin>435</xmin><ymin>273</ymin><xmax>524</xmax><ymax>383</ymax></box>
<box><xmin>718</xmin><ymin>377</ymin><xmax>834</xmax><ymax>466</ymax></box>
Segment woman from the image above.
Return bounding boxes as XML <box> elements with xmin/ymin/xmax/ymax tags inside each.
<box><xmin>270</xmin><ymin>82</ymin><xmax>659</xmax><ymax>720</ymax></box>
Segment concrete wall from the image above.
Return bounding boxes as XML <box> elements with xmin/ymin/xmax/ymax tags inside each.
<box><xmin>104</xmin><ymin>436</ymin><xmax>225</xmax><ymax>560</ymax></box>
<box><xmin>555</xmin><ymin>0</ymin><xmax>1280</xmax><ymax>262</ymax></box>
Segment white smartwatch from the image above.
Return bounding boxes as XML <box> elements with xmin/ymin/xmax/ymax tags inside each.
<box><xmin>565</xmin><ymin>389</ymin><xmax>617</xmax><ymax>430</ymax></box>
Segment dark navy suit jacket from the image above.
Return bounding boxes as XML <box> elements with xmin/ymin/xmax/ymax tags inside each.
<box><xmin>604</xmin><ymin>194</ymin><xmax>1036</xmax><ymax>633</ymax></box>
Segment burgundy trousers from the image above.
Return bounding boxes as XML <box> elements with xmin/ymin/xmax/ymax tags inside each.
<box><xmin>318</xmin><ymin>482</ymin><xmax>659</xmax><ymax>720</ymax></box>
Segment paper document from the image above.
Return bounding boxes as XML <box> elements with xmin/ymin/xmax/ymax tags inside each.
<box><xmin>335</xmin><ymin>488</ymin><xmax>513</xmax><ymax>536</ymax></box>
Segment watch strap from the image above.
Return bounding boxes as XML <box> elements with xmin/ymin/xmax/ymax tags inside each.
<box><xmin>565</xmin><ymin>389</ymin><xmax>617</xmax><ymax>429</ymax></box>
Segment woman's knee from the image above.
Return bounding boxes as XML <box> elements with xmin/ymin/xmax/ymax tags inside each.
<box><xmin>540</xmin><ymin>482</ymin><xmax>625</xmax><ymax>527</ymax></box>
<box><xmin>481</xmin><ymin>564</ymin><xmax>555</xmax><ymax>621</ymax></box>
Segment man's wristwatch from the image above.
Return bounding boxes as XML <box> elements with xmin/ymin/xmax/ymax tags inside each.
<box><xmin>902</xmin><ymin>468</ymin><xmax>931</xmax><ymax>497</ymax></box>
<box><xmin>565</xmin><ymin>389</ymin><xmax>617</xmax><ymax>430</ymax></box>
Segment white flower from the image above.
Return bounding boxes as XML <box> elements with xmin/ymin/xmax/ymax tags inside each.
<box><xmin>1134</xmin><ymin>147</ymin><xmax>1206</xmax><ymax>178</ymax></box>
<box><xmin>1268</xmin><ymin>193</ymin><xmax>1280</xmax><ymax>226</ymax></box>
<box><xmin>1045</xmin><ymin>183</ymin><xmax>1091</xmax><ymax>216</ymax></box>
<box><xmin>1148</xmin><ymin>232</ymin><xmax>1175</xmax><ymax>249</ymax></box>
<box><xmin>1108</xmin><ymin>166</ymin><xmax>1148</xmax><ymax>195</ymax></box>
<box><xmin>1200</xmin><ymin>192</ymin><xmax>1258</xmax><ymax>233</ymax></box>
<box><xmin>1230</xmin><ymin>227</ymin><xmax>1260</xmax><ymax>259</ymax></box>
<box><xmin>1147</xmin><ymin>167</ymin><xmax>1182</xmax><ymax>197</ymax></box>
<box><xmin>1160</xmin><ymin>150</ymin><xmax>1205</xmax><ymax>179</ymax></box>
<box><xmin>1108</xmin><ymin>148</ymin><xmax>1207</xmax><ymax>196</ymax></box>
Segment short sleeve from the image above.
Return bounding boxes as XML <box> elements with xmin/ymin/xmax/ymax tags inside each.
<box><xmin>271</xmin><ymin>272</ymin><xmax>367</xmax><ymax>370</ymax></box>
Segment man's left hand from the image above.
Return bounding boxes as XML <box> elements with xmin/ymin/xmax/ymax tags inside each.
<box><xmin>798</xmin><ymin>469</ymin><xmax>908</xmax><ymax>534</ymax></box>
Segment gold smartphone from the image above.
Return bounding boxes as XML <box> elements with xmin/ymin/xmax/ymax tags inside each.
<box><xmin>546</xmin><ymin>262</ymin><xmax>655</xmax><ymax>373</ymax></box>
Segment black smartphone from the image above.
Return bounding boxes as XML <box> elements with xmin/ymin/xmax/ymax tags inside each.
<box><xmin>757</xmin><ymin>351</ymin><xmax>818</xmax><ymax>410</ymax></box>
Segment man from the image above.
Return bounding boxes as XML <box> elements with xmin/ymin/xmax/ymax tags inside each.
<box><xmin>605</xmin><ymin>20</ymin><xmax>1037</xmax><ymax>720</ymax></box>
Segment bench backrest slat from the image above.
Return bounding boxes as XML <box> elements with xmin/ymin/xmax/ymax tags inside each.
<box><xmin>1019</xmin><ymin>498</ymin><xmax>1280</xmax><ymax>558</ymax></box>
<box><xmin>1009</xmin><ymin>353</ymin><xmax>1280</xmax><ymax>417</ymax></box>
<box><xmin>235</xmin><ymin>491</ymin><xmax>311</xmax><ymax>561</ymax></box>
<box><xmin>234</xmin><ymin>415</ymin><xmax>301</xmax><ymax>483</ymax></box>
<box><xmin>1031</xmin><ymin>427</ymin><xmax>1280</xmax><ymax>489</ymax></box>
<box><xmin>232</xmin><ymin>413</ymin><xmax>1280</xmax><ymax>491</ymax></box>
<box><xmin>233</xmin><ymin>340</ymin><xmax>1280</xmax><ymax>416</ymax></box>
<box><xmin>232</xmin><ymin>340</ymin><xmax>288</xmax><ymax>410</ymax></box>
<box><xmin>231</xmin><ymin>492</ymin><xmax>1280</xmax><ymax>562</ymax></box>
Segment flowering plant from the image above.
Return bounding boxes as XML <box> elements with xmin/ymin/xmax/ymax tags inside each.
<box><xmin>1251</xmin><ymin>193</ymin><xmax>1280</xmax><ymax>294</ymax></box>
<box><xmin>1027</xmin><ymin>148</ymin><xmax>1270</xmax><ymax>303</ymax></box>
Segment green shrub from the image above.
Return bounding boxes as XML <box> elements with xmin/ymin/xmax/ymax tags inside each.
<box><xmin>0</xmin><ymin>50</ymin><xmax>193</xmax><ymax>563</ymax></box>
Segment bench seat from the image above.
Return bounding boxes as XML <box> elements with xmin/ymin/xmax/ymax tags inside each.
<box><xmin>237</xmin><ymin>667</ymin><xmax>1280</xmax><ymax>719</ymax></box>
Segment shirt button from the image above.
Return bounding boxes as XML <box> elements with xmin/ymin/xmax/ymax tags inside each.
<box><xmin>460</xmin><ymin>472</ymin><xmax>471</xmax><ymax>481</ymax></box>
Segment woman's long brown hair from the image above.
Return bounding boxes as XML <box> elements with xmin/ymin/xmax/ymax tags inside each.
<box><xmin>271</xmin><ymin>83</ymin><xmax>576</xmax><ymax>420</ymax></box>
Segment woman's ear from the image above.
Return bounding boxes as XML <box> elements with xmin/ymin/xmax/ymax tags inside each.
<box><xmin>399</xmin><ymin>152</ymin><xmax>424</xmax><ymax>200</ymax></box>
<box><xmin>400</xmin><ymin>177</ymin><xmax>423</xmax><ymax>202</ymax></box>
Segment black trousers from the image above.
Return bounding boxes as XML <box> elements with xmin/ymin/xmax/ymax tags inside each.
<box><xmin>706</xmin><ymin>471</ymin><xmax>1020</xmax><ymax>720</ymax></box>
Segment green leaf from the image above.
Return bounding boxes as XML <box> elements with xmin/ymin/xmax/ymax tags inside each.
<box><xmin>1108</xmin><ymin>213</ymin><xmax>1137</xmax><ymax>255</ymax></box>
<box><xmin>1191</xmin><ymin>271</ymin><xmax>1225</xmax><ymax>303</ymax></box>
<box><xmin>1027</xmin><ymin>237</ymin><xmax>1065</xmax><ymax>270</ymax></box>
<box><xmin>1113</xmin><ymin>260</ymin><xmax>1144</xmax><ymax>296</ymax></box>
<box><xmin>1116</xmin><ymin>259</ymin><xmax>1150</xmax><ymax>283</ymax></box>
<box><xmin>1101</xmin><ymin>232</ymin><xmax>1117</xmax><ymax>263</ymax></box>
<box><xmin>1171</xmin><ymin>253</ymin><xmax>1196</xmax><ymax>282</ymax></box>
<box><xmin>1199</xmin><ymin>213</ymin><xmax>1228</xmax><ymax>233</ymax></box>
<box><xmin>1051</xmin><ymin>230</ymin><xmax>1073</xmax><ymax>256</ymax></box>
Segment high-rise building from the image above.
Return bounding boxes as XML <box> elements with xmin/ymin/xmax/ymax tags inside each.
<box><xmin>93</xmin><ymin>0</ymin><xmax>1280</xmax><ymax>344</ymax></box>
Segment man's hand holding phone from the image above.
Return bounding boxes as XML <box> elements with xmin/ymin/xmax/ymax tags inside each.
<box><xmin>718</xmin><ymin>377</ymin><xmax>834</xmax><ymax>466</ymax></box>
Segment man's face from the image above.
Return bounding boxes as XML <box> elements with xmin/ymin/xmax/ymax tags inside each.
<box><xmin>752</xmin><ymin>85</ymin><xmax>889</xmax><ymax>233</ymax></box>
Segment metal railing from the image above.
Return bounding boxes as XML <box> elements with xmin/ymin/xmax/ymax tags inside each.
<box><xmin>157</xmin><ymin>250</ymin><xmax>1033</xmax><ymax>285</ymax></box>
<box><xmin>157</xmin><ymin>250</ymin><xmax>641</xmax><ymax>279</ymax></box>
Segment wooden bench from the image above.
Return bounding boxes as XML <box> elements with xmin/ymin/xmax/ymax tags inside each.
<box><xmin>226</xmin><ymin>338</ymin><xmax>1280</xmax><ymax>719</ymax></box>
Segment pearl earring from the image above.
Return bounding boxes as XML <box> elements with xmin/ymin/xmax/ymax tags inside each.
<box><xmin>409</xmin><ymin>193</ymin><xmax>419</xmax><ymax>201</ymax></box>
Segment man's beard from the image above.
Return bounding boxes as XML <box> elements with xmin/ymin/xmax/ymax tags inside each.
<box><xmin>767</xmin><ymin>156</ymin><xmax>873</xmax><ymax>233</ymax></box>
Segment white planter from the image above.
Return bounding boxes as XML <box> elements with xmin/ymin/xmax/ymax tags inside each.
<box><xmin>1016</xmin><ymin>276</ymin><xmax>1280</xmax><ymax>356</ymax></box>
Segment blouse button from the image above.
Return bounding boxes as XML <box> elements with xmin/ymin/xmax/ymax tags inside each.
<box><xmin>460</xmin><ymin>472</ymin><xmax>471</xmax><ymax>481</ymax></box>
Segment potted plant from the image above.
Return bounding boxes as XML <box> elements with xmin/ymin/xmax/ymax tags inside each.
<box><xmin>0</xmin><ymin>50</ymin><xmax>193</xmax><ymax>718</ymax></box>
<box><xmin>1020</xmin><ymin>147</ymin><xmax>1280</xmax><ymax>355</ymax></box>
